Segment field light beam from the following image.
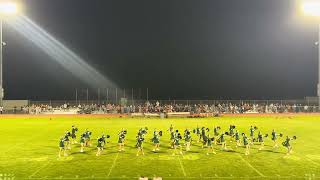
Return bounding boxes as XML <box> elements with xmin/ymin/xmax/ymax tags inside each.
<box><xmin>0</xmin><ymin>2</ymin><xmax>18</xmax><ymax>15</ymax></box>
<box><xmin>302</xmin><ymin>1</ymin><xmax>320</xmax><ymax>17</ymax></box>
<box><xmin>7</xmin><ymin>15</ymin><xmax>118</xmax><ymax>89</ymax></box>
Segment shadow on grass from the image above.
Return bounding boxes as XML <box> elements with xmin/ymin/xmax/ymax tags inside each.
<box><xmin>261</xmin><ymin>149</ymin><xmax>286</xmax><ymax>154</ymax></box>
<box><xmin>70</xmin><ymin>151</ymin><xmax>90</xmax><ymax>155</ymax></box>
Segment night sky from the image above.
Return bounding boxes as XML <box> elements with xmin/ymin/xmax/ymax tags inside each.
<box><xmin>3</xmin><ymin>0</ymin><xmax>320</xmax><ymax>100</ymax></box>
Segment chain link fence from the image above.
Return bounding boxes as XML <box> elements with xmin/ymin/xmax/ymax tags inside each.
<box><xmin>29</xmin><ymin>99</ymin><xmax>320</xmax><ymax>107</ymax></box>
<box><xmin>17</xmin><ymin>98</ymin><xmax>319</xmax><ymax>115</ymax></box>
<box><xmin>3</xmin><ymin>87</ymin><xmax>320</xmax><ymax>114</ymax></box>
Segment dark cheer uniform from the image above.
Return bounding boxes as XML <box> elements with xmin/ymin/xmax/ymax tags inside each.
<box><xmin>174</xmin><ymin>137</ymin><xmax>181</xmax><ymax>146</ymax></box>
<box><xmin>152</xmin><ymin>133</ymin><xmax>160</xmax><ymax>144</ymax></box>
<box><xmin>59</xmin><ymin>139</ymin><xmax>65</xmax><ymax>148</ymax></box>
<box><xmin>101</xmin><ymin>136</ymin><xmax>106</xmax><ymax>144</ymax></box>
<box><xmin>202</xmin><ymin>134</ymin><xmax>208</xmax><ymax>144</ymax></box>
<box><xmin>243</xmin><ymin>136</ymin><xmax>248</xmax><ymax>145</ymax></box>
<box><xmin>174</xmin><ymin>132</ymin><xmax>179</xmax><ymax>139</ymax></box>
<box><xmin>71</xmin><ymin>127</ymin><xmax>77</xmax><ymax>139</ymax></box>
<box><xmin>272</xmin><ymin>131</ymin><xmax>277</xmax><ymax>141</ymax></box>
<box><xmin>80</xmin><ymin>136</ymin><xmax>85</xmax><ymax>144</ymax></box>
<box><xmin>97</xmin><ymin>138</ymin><xmax>103</xmax><ymax>148</ymax></box>
<box><xmin>229</xmin><ymin>126</ymin><xmax>234</xmax><ymax>136</ymax></box>
<box><xmin>283</xmin><ymin>137</ymin><xmax>291</xmax><ymax>147</ymax></box>
<box><xmin>258</xmin><ymin>133</ymin><xmax>263</xmax><ymax>142</ymax></box>
<box><xmin>64</xmin><ymin>132</ymin><xmax>70</xmax><ymax>142</ymax></box>
<box><xmin>118</xmin><ymin>133</ymin><xmax>125</xmax><ymax>143</ymax></box>
<box><xmin>196</xmin><ymin>127</ymin><xmax>200</xmax><ymax>135</ymax></box>
<box><xmin>220</xmin><ymin>134</ymin><xmax>225</xmax><ymax>143</ymax></box>
<box><xmin>138</xmin><ymin>128</ymin><xmax>147</xmax><ymax>137</ymax></box>
<box><xmin>84</xmin><ymin>131</ymin><xmax>91</xmax><ymax>140</ymax></box>
<box><xmin>250</xmin><ymin>127</ymin><xmax>254</xmax><ymax>137</ymax></box>
<box><xmin>185</xmin><ymin>134</ymin><xmax>192</xmax><ymax>142</ymax></box>
<box><xmin>235</xmin><ymin>132</ymin><xmax>240</xmax><ymax>141</ymax></box>
<box><xmin>137</xmin><ymin>137</ymin><xmax>144</xmax><ymax>148</ymax></box>
<box><xmin>207</xmin><ymin>135</ymin><xmax>213</xmax><ymax>146</ymax></box>
<box><xmin>214</xmin><ymin>127</ymin><xmax>219</xmax><ymax>136</ymax></box>
<box><xmin>170</xmin><ymin>131</ymin><xmax>175</xmax><ymax>140</ymax></box>
<box><xmin>201</xmin><ymin>128</ymin><xmax>206</xmax><ymax>138</ymax></box>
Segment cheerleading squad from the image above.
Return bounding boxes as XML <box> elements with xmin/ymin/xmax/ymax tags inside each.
<box><xmin>58</xmin><ymin>125</ymin><xmax>297</xmax><ymax>158</ymax></box>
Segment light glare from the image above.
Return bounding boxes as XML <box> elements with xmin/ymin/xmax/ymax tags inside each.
<box><xmin>7</xmin><ymin>15</ymin><xmax>119</xmax><ymax>89</ymax></box>
<box><xmin>302</xmin><ymin>1</ymin><xmax>320</xmax><ymax>17</ymax></box>
<box><xmin>0</xmin><ymin>2</ymin><xmax>17</xmax><ymax>15</ymax></box>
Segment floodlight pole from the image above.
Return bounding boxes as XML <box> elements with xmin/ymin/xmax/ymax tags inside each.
<box><xmin>0</xmin><ymin>19</ymin><xmax>3</xmax><ymax>107</ymax></box>
<box><xmin>318</xmin><ymin>24</ymin><xmax>320</xmax><ymax>110</ymax></box>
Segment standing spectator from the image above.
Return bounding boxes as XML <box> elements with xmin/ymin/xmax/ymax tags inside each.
<box><xmin>313</xmin><ymin>105</ymin><xmax>317</xmax><ymax>112</ymax></box>
<box><xmin>293</xmin><ymin>104</ymin><xmax>297</xmax><ymax>113</ymax></box>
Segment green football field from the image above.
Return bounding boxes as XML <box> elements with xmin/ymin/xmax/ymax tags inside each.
<box><xmin>0</xmin><ymin>114</ymin><xmax>319</xmax><ymax>180</ymax></box>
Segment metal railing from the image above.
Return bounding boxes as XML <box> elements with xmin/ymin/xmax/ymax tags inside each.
<box><xmin>29</xmin><ymin>99</ymin><xmax>320</xmax><ymax>107</ymax></box>
<box><xmin>1</xmin><ymin>98</ymin><xmax>319</xmax><ymax>114</ymax></box>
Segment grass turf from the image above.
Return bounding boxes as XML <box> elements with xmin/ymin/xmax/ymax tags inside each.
<box><xmin>0</xmin><ymin>115</ymin><xmax>319</xmax><ymax>179</ymax></box>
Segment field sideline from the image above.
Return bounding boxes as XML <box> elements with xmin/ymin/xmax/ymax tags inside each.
<box><xmin>0</xmin><ymin>114</ymin><xmax>319</xmax><ymax>179</ymax></box>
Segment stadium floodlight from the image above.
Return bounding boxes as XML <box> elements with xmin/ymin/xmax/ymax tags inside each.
<box><xmin>0</xmin><ymin>1</ymin><xmax>19</xmax><ymax>107</ymax></box>
<box><xmin>300</xmin><ymin>0</ymin><xmax>320</xmax><ymax>109</ymax></box>
<box><xmin>0</xmin><ymin>2</ymin><xmax>18</xmax><ymax>15</ymax></box>
<box><xmin>302</xmin><ymin>1</ymin><xmax>320</xmax><ymax>17</ymax></box>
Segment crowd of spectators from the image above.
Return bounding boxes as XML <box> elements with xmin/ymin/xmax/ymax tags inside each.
<box><xmin>78</xmin><ymin>102</ymin><xmax>319</xmax><ymax>114</ymax></box>
<box><xmin>6</xmin><ymin>101</ymin><xmax>319</xmax><ymax>114</ymax></box>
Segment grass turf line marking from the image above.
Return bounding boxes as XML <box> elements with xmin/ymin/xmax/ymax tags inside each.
<box><xmin>27</xmin><ymin>176</ymin><xmax>313</xmax><ymax>179</ymax></box>
<box><xmin>2</xmin><ymin>133</ymin><xmax>42</xmax><ymax>154</ymax></box>
<box><xmin>296</xmin><ymin>153</ymin><xmax>320</xmax><ymax>167</ymax></box>
<box><xmin>107</xmin><ymin>152</ymin><xmax>119</xmax><ymax>177</ymax></box>
<box><xmin>237</xmin><ymin>154</ymin><xmax>265</xmax><ymax>177</ymax></box>
<box><xmin>178</xmin><ymin>156</ymin><xmax>187</xmax><ymax>177</ymax></box>
<box><xmin>28</xmin><ymin>161</ymin><xmax>51</xmax><ymax>179</ymax></box>
<box><xmin>305</xmin><ymin>157</ymin><xmax>320</xmax><ymax>166</ymax></box>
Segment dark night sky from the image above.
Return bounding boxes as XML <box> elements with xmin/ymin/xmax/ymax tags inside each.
<box><xmin>2</xmin><ymin>0</ymin><xmax>320</xmax><ymax>100</ymax></box>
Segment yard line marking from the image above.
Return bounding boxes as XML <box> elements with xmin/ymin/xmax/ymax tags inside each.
<box><xmin>28</xmin><ymin>161</ymin><xmax>51</xmax><ymax>178</ymax></box>
<box><xmin>28</xmin><ymin>177</ymin><xmax>137</xmax><ymax>179</ymax></box>
<box><xmin>2</xmin><ymin>133</ymin><xmax>41</xmax><ymax>154</ymax></box>
<box><xmin>304</xmin><ymin>156</ymin><xmax>320</xmax><ymax>166</ymax></box>
<box><xmin>237</xmin><ymin>154</ymin><xmax>265</xmax><ymax>177</ymax></box>
<box><xmin>107</xmin><ymin>152</ymin><xmax>119</xmax><ymax>177</ymax></box>
<box><xmin>27</xmin><ymin>176</ymin><xmax>314</xmax><ymax>179</ymax></box>
<box><xmin>178</xmin><ymin>156</ymin><xmax>187</xmax><ymax>177</ymax></box>
<box><xmin>296</xmin><ymin>154</ymin><xmax>320</xmax><ymax>167</ymax></box>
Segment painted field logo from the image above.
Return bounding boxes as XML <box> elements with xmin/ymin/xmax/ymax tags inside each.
<box><xmin>0</xmin><ymin>174</ymin><xmax>15</xmax><ymax>180</ymax></box>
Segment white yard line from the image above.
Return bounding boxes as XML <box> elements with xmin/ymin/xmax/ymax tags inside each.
<box><xmin>28</xmin><ymin>177</ymin><xmax>135</xmax><ymax>179</ymax></box>
<box><xmin>107</xmin><ymin>152</ymin><xmax>119</xmax><ymax>177</ymax></box>
<box><xmin>2</xmin><ymin>133</ymin><xmax>41</xmax><ymax>154</ymax></box>
<box><xmin>178</xmin><ymin>156</ymin><xmax>187</xmax><ymax>177</ymax></box>
<box><xmin>237</xmin><ymin>154</ymin><xmax>265</xmax><ymax>177</ymax></box>
<box><xmin>27</xmin><ymin>175</ymin><xmax>312</xmax><ymax>179</ymax></box>
<box><xmin>164</xmin><ymin>176</ymin><xmax>309</xmax><ymax>179</ymax></box>
<box><xmin>296</xmin><ymin>153</ymin><xmax>320</xmax><ymax>167</ymax></box>
<box><xmin>305</xmin><ymin>157</ymin><xmax>320</xmax><ymax>166</ymax></box>
<box><xmin>28</xmin><ymin>161</ymin><xmax>51</xmax><ymax>178</ymax></box>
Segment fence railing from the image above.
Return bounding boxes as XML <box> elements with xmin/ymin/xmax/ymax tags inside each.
<box><xmin>2</xmin><ymin>98</ymin><xmax>320</xmax><ymax>114</ymax></box>
<box><xmin>28</xmin><ymin>99</ymin><xmax>320</xmax><ymax>107</ymax></box>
